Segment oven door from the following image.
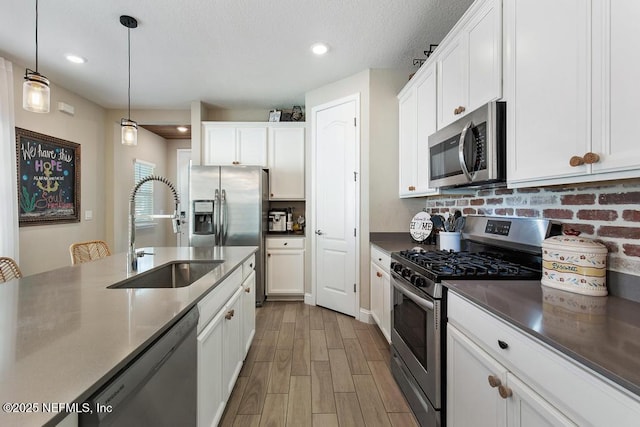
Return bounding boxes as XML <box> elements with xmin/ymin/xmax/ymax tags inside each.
<box><xmin>391</xmin><ymin>272</ymin><xmax>441</xmax><ymax>410</ymax></box>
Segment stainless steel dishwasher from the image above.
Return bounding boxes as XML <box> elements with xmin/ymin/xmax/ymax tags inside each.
<box><xmin>80</xmin><ymin>307</ymin><xmax>199</xmax><ymax>426</ymax></box>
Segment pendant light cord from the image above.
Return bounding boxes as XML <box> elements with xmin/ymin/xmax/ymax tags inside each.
<box><xmin>127</xmin><ymin>26</ymin><xmax>131</xmax><ymax>120</ymax></box>
<box><xmin>35</xmin><ymin>0</ymin><xmax>39</xmax><ymax>72</ymax></box>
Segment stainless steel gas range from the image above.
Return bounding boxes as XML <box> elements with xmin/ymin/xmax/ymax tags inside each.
<box><xmin>389</xmin><ymin>216</ymin><xmax>561</xmax><ymax>427</ymax></box>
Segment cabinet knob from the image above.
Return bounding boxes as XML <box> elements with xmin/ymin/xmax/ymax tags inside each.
<box><xmin>245</xmin><ymin>287</ymin><xmax>251</xmax><ymax>293</ymax></box>
<box><xmin>376</xmin><ymin>272</ymin><xmax>383</xmax><ymax>278</ymax></box>
<box><xmin>225</xmin><ymin>309</ymin><xmax>235</xmax><ymax>320</ymax></box>
<box><xmin>570</xmin><ymin>153</ymin><xmax>600</xmax><ymax>167</ymax></box>
<box><xmin>497</xmin><ymin>340</ymin><xmax>509</xmax><ymax>350</ymax></box>
<box><xmin>268</xmin><ymin>253</ymin><xmax>271</xmax><ymax>257</ymax></box>
<box><xmin>454</xmin><ymin>106</ymin><xmax>466</xmax><ymax>115</ymax></box>
<box><xmin>498</xmin><ymin>384</ymin><xmax>513</xmax><ymax>399</ymax></box>
<box><xmin>270</xmin><ymin>193</ymin><xmax>274</xmax><ymax>197</ymax></box>
<box><xmin>284</xmin><ymin>242</ymin><xmax>288</xmax><ymax>246</ymax></box>
<box><xmin>408</xmin><ymin>186</ymin><xmax>416</xmax><ymax>191</ymax></box>
<box><xmin>488</xmin><ymin>375</ymin><xmax>501</xmax><ymax>388</ymax></box>
<box><xmin>583</xmin><ymin>152</ymin><xmax>600</xmax><ymax>164</ymax></box>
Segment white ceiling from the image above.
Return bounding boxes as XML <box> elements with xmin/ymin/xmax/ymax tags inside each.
<box><xmin>0</xmin><ymin>0</ymin><xmax>473</xmax><ymax>111</ymax></box>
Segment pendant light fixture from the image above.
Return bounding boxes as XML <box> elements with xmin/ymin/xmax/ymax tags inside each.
<box><xmin>23</xmin><ymin>0</ymin><xmax>50</xmax><ymax>113</ymax></box>
<box><xmin>120</xmin><ymin>15</ymin><xmax>138</xmax><ymax>146</ymax></box>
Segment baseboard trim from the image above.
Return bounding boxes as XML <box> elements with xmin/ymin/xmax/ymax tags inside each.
<box><xmin>358</xmin><ymin>308</ymin><xmax>375</xmax><ymax>324</ymax></box>
<box><xmin>304</xmin><ymin>293</ymin><xmax>315</xmax><ymax>306</ymax></box>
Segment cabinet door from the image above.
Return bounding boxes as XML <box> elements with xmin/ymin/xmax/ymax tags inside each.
<box><xmin>398</xmin><ymin>89</ymin><xmax>418</xmax><ymax>197</ymax></box>
<box><xmin>237</xmin><ymin>127</ymin><xmax>267</xmax><ymax>166</ymax></box>
<box><xmin>370</xmin><ymin>262</ymin><xmax>383</xmax><ymax>328</ymax></box>
<box><xmin>268</xmin><ymin>127</ymin><xmax>305</xmax><ymax>199</ymax></box>
<box><xmin>380</xmin><ymin>267</ymin><xmax>391</xmax><ymax>343</ymax></box>
<box><xmin>592</xmin><ymin>0</ymin><xmax>640</xmax><ymax>174</ymax></box>
<box><xmin>266</xmin><ymin>249</ymin><xmax>304</xmax><ymax>294</ymax></box>
<box><xmin>222</xmin><ymin>287</ymin><xmax>244</xmax><ymax>398</ymax></box>
<box><xmin>506</xmin><ymin>373</ymin><xmax>577</xmax><ymax>427</ymax></box>
<box><xmin>414</xmin><ymin>63</ymin><xmax>439</xmax><ymax>196</ymax></box>
<box><xmin>467</xmin><ymin>0</ymin><xmax>502</xmax><ymax>112</ymax></box>
<box><xmin>203</xmin><ymin>126</ymin><xmax>237</xmax><ymax>166</ymax></box>
<box><xmin>197</xmin><ymin>309</ymin><xmax>226</xmax><ymax>427</ymax></box>
<box><xmin>437</xmin><ymin>35</ymin><xmax>466</xmax><ymax>129</ymax></box>
<box><xmin>505</xmin><ymin>0</ymin><xmax>591</xmax><ymax>184</ymax></box>
<box><xmin>242</xmin><ymin>270</ymin><xmax>256</xmax><ymax>357</ymax></box>
<box><xmin>447</xmin><ymin>324</ymin><xmax>507</xmax><ymax>427</ymax></box>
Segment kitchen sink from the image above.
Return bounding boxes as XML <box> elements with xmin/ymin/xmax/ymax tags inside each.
<box><xmin>109</xmin><ymin>260</ymin><xmax>223</xmax><ymax>289</ymax></box>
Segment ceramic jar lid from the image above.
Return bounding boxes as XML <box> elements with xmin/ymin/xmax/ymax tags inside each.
<box><xmin>542</xmin><ymin>235</ymin><xmax>608</xmax><ymax>254</ymax></box>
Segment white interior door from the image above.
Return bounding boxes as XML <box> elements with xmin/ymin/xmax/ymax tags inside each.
<box><xmin>176</xmin><ymin>149</ymin><xmax>192</xmax><ymax>246</ymax></box>
<box><xmin>313</xmin><ymin>95</ymin><xmax>358</xmax><ymax>317</ymax></box>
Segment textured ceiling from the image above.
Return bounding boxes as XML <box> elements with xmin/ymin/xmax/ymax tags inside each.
<box><xmin>0</xmin><ymin>0</ymin><xmax>473</xmax><ymax>111</ymax></box>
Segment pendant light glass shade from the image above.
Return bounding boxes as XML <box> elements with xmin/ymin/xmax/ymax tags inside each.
<box><xmin>24</xmin><ymin>0</ymin><xmax>50</xmax><ymax>113</ymax></box>
<box><xmin>23</xmin><ymin>70</ymin><xmax>50</xmax><ymax>113</ymax></box>
<box><xmin>121</xmin><ymin>119</ymin><xmax>138</xmax><ymax>146</ymax></box>
<box><xmin>120</xmin><ymin>15</ymin><xmax>138</xmax><ymax>146</ymax></box>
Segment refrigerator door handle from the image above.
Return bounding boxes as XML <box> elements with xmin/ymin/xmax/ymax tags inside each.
<box><xmin>221</xmin><ymin>189</ymin><xmax>228</xmax><ymax>245</ymax></box>
<box><xmin>214</xmin><ymin>189</ymin><xmax>220</xmax><ymax>245</ymax></box>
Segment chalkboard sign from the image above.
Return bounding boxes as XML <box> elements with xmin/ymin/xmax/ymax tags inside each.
<box><xmin>15</xmin><ymin>127</ymin><xmax>81</xmax><ymax>226</ymax></box>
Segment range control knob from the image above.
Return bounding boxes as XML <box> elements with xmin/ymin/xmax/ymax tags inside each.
<box><xmin>401</xmin><ymin>268</ymin><xmax>412</xmax><ymax>279</ymax></box>
<box><xmin>391</xmin><ymin>262</ymin><xmax>403</xmax><ymax>274</ymax></box>
<box><xmin>415</xmin><ymin>276</ymin><xmax>427</xmax><ymax>288</ymax></box>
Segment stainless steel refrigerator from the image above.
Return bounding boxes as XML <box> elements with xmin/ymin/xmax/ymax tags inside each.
<box><xmin>189</xmin><ymin>165</ymin><xmax>268</xmax><ymax>306</ymax></box>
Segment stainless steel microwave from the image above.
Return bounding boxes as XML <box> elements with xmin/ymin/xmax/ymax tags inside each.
<box><xmin>428</xmin><ymin>101</ymin><xmax>506</xmax><ymax>189</ymax></box>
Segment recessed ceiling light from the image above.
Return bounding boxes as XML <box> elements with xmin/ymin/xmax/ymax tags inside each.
<box><xmin>311</xmin><ymin>43</ymin><xmax>329</xmax><ymax>56</ymax></box>
<box><xmin>177</xmin><ymin>126</ymin><xmax>188</xmax><ymax>133</ymax></box>
<box><xmin>65</xmin><ymin>54</ymin><xmax>87</xmax><ymax>64</ymax></box>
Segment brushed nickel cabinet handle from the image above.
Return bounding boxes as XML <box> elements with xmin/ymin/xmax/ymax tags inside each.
<box><xmin>245</xmin><ymin>287</ymin><xmax>251</xmax><ymax>293</ymax></box>
<box><xmin>225</xmin><ymin>310</ymin><xmax>234</xmax><ymax>320</ymax></box>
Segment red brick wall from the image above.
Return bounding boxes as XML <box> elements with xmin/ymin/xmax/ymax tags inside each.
<box><xmin>425</xmin><ymin>179</ymin><xmax>640</xmax><ymax>275</ymax></box>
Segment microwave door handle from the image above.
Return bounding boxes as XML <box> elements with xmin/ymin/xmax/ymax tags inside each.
<box><xmin>458</xmin><ymin>120</ymin><xmax>475</xmax><ymax>182</ymax></box>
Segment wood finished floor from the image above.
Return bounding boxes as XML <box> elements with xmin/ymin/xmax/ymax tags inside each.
<box><xmin>220</xmin><ymin>301</ymin><xmax>419</xmax><ymax>427</ymax></box>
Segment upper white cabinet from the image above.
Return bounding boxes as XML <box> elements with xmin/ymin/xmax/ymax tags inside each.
<box><xmin>398</xmin><ymin>63</ymin><xmax>439</xmax><ymax>198</ymax></box>
<box><xmin>203</xmin><ymin>123</ymin><xmax>267</xmax><ymax>167</ymax></box>
<box><xmin>505</xmin><ymin>0</ymin><xmax>640</xmax><ymax>187</ymax></box>
<box><xmin>268</xmin><ymin>125</ymin><xmax>305</xmax><ymax>200</ymax></box>
<box><xmin>437</xmin><ymin>0</ymin><xmax>502</xmax><ymax>129</ymax></box>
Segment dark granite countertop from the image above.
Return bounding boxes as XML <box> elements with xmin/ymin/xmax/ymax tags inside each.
<box><xmin>444</xmin><ymin>280</ymin><xmax>640</xmax><ymax>397</ymax></box>
<box><xmin>370</xmin><ymin>232</ymin><xmax>439</xmax><ymax>254</ymax></box>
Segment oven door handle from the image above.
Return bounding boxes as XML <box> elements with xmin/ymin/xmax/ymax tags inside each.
<box><xmin>392</xmin><ymin>276</ymin><xmax>434</xmax><ymax>311</ymax></box>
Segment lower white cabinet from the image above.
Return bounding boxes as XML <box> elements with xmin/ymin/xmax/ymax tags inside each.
<box><xmin>266</xmin><ymin>237</ymin><xmax>305</xmax><ymax>295</ymax></box>
<box><xmin>197</xmin><ymin>258</ymin><xmax>256</xmax><ymax>427</ymax></box>
<box><xmin>369</xmin><ymin>244</ymin><xmax>391</xmax><ymax>342</ymax></box>
<box><xmin>447</xmin><ymin>292</ymin><xmax>640</xmax><ymax>427</ymax></box>
<box><xmin>241</xmin><ymin>270</ymin><xmax>256</xmax><ymax>356</ymax></box>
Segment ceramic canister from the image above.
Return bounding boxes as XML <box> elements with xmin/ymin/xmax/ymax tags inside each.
<box><xmin>541</xmin><ymin>235</ymin><xmax>608</xmax><ymax>296</ymax></box>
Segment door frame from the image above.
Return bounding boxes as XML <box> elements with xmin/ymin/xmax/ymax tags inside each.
<box><xmin>309</xmin><ymin>93</ymin><xmax>361</xmax><ymax>318</ymax></box>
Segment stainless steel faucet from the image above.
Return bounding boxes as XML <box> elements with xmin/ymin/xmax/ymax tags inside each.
<box><xmin>129</xmin><ymin>175</ymin><xmax>181</xmax><ymax>270</ymax></box>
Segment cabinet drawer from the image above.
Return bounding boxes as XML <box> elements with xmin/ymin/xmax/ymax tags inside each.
<box><xmin>242</xmin><ymin>254</ymin><xmax>256</xmax><ymax>279</ymax></box>
<box><xmin>266</xmin><ymin>237</ymin><xmax>304</xmax><ymax>249</ymax></box>
<box><xmin>370</xmin><ymin>245</ymin><xmax>390</xmax><ymax>271</ymax></box>
<box><xmin>198</xmin><ymin>267</ymin><xmax>242</xmax><ymax>333</ymax></box>
<box><xmin>448</xmin><ymin>292</ymin><xmax>640</xmax><ymax>426</ymax></box>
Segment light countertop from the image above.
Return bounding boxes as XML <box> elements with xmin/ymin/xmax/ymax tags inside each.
<box><xmin>0</xmin><ymin>246</ymin><xmax>256</xmax><ymax>427</ymax></box>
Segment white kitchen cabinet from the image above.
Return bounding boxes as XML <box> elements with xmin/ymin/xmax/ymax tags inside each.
<box><xmin>202</xmin><ymin>123</ymin><xmax>267</xmax><ymax>167</ymax></box>
<box><xmin>197</xmin><ymin>262</ymin><xmax>254</xmax><ymax>427</ymax></box>
<box><xmin>447</xmin><ymin>324</ymin><xmax>574</xmax><ymax>427</ymax></box>
<box><xmin>266</xmin><ymin>237</ymin><xmax>304</xmax><ymax>295</ymax></box>
<box><xmin>241</xmin><ymin>269</ymin><xmax>256</xmax><ymax>356</ymax></box>
<box><xmin>398</xmin><ymin>63</ymin><xmax>439</xmax><ymax>198</ymax></box>
<box><xmin>505</xmin><ymin>0</ymin><xmax>640</xmax><ymax>187</ymax></box>
<box><xmin>222</xmin><ymin>287</ymin><xmax>244</xmax><ymax>397</ymax></box>
<box><xmin>268</xmin><ymin>125</ymin><xmax>305</xmax><ymax>200</ymax></box>
<box><xmin>369</xmin><ymin>245</ymin><xmax>391</xmax><ymax>342</ymax></box>
<box><xmin>437</xmin><ymin>0</ymin><xmax>502</xmax><ymax>129</ymax></box>
<box><xmin>197</xmin><ymin>307</ymin><xmax>225</xmax><ymax>427</ymax></box>
<box><xmin>447</xmin><ymin>292</ymin><xmax>640</xmax><ymax>427</ymax></box>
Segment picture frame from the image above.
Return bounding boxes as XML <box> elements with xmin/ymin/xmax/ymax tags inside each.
<box><xmin>15</xmin><ymin>127</ymin><xmax>81</xmax><ymax>226</ymax></box>
<box><xmin>268</xmin><ymin>110</ymin><xmax>281</xmax><ymax>122</ymax></box>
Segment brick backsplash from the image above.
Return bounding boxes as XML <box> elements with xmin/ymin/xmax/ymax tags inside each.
<box><xmin>424</xmin><ymin>179</ymin><xmax>640</xmax><ymax>275</ymax></box>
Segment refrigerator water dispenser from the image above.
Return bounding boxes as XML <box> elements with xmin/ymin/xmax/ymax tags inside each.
<box><xmin>193</xmin><ymin>200</ymin><xmax>214</xmax><ymax>235</ymax></box>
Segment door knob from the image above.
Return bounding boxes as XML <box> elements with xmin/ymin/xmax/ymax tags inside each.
<box><xmin>315</xmin><ymin>230</ymin><xmax>323</xmax><ymax>235</ymax></box>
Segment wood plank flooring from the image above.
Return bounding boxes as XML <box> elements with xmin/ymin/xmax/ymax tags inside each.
<box><xmin>220</xmin><ymin>301</ymin><xmax>418</xmax><ymax>427</ymax></box>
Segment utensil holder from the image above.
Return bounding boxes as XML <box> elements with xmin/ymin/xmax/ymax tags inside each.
<box><xmin>439</xmin><ymin>231</ymin><xmax>461</xmax><ymax>252</ymax></box>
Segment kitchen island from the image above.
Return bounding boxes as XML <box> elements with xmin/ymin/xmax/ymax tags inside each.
<box><xmin>0</xmin><ymin>246</ymin><xmax>257</xmax><ymax>427</ymax></box>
